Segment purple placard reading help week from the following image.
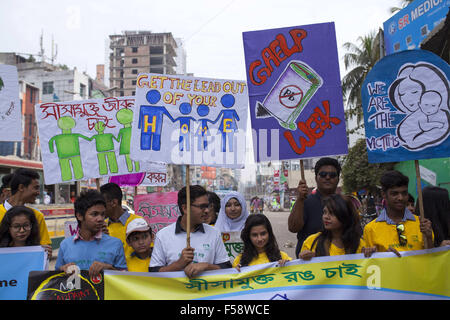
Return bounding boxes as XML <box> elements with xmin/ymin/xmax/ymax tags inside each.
<box><xmin>243</xmin><ymin>22</ymin><xmax>348</xmax><ymax>162</ymax></box>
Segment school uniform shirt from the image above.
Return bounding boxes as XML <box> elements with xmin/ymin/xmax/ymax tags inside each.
<box><xmin>55</xmin><ymin>230</ymin><xmax>127</xmax><ymax>271</ymax></box>
<box><xmin>126</xmin><ymin>252</ymin><xmax>151</xmax><ymax>272</ymax></box>
<box><xmin>363</xmin><ymin>208</ymin><xmax>432</xmax><ymax>252</ymax></box>
<box><xmin>301</xmin><ymin>232</ymin><xmax>366</xmax><ymax>256</ymax></box>
<box><xmin>106</xmin><ymin>210</ymin><xmax>141</xmax><ymax>258</ymax></box>
<box><xmin>294</xmin><ymin>191</ymin><xmax>325</xmax><ymax>258</ymax></box>
<box><xmin>149</xmin><ymin>217</ymin><xmax>230</xmax><ymax>270</ymax></box>
<box><xmin>0</xmin><ymin>202</ymin><xmax>51</xmax><ymax>245</ymax></box>
<box><xmin>232</xmin><ymin>251</ymin><xmax>292</xmax><ymax>268</ymax></box>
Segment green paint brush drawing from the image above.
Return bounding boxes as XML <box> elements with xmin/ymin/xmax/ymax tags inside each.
<box><xmin>116</xmin><ymin>108</ymin><xmax>140</xmax><ymax>173</ymax></box>
<box><xmin>92</xmin><ymin>121</ymin><xmax>119</xmax><ymax>175</ymax></box>
<box><xmin>48</xmin><ymin>116</ymin><xmax>92</xmax><ymax>181</ymax></box>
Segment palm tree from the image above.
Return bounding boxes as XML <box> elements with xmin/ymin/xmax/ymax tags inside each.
<box><xmin>390</xmin><ymin>0</ymin><xmax>415</xmax><ymax>13</ymax></box>
<box><xmin>341</xmin><ymin>31</ymin><xmax>381</xmax><ymax>132</ymax></box>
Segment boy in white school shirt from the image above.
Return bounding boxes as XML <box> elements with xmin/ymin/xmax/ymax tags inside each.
<box><xmin>149</xmin><ymin>185</ymin><xmax>231</xmax><ymax>278</ymax></box>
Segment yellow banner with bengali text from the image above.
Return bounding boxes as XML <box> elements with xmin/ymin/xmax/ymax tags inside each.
<box><xmin>104</xmin><ymin>247</ymin><xmax>450</xmax><ymax>300</ymax></box>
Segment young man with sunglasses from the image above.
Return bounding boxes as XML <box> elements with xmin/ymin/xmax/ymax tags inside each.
<box><xmin>363</xmin><ymin>170</ymin><xmax>433</xmax><ymax>255</ymax></box>
<box><xmin>288</xmin><ymin>157</ymin><xmax>342</xmax><ymax>258</ymax></box>
<box><xmin>149</xmin><ymin>185</ymin><xmax>231</xmax><ymax>278</ymax></box>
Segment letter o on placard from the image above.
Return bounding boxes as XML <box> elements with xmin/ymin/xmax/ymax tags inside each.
<box><xmin>163</xmin><ymin>91</ymin><xmax>174</xmax><ymax>104</ymax></box>
<box><xmin>223</xmin><ymin>82</ymin><xmax>232</xmax><ymax>93</ymax></box>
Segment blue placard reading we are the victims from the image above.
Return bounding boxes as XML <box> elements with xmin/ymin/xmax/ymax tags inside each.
<box><xmin>362</xmin><ymin>49</ymin><xmax>450</xmax><ymax>163</ymax></box>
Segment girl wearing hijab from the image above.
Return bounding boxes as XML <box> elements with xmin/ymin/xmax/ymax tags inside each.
<box><xmin>214</xmin><ymin>191</ymin><xmax>249</xmax><ymax>233</ymax></box>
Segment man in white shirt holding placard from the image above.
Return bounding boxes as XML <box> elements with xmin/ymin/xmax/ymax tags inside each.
<box><xmin>149</xmin><ymin>185</ymin><xmax>231</xmax><ymax>278</ymax></box>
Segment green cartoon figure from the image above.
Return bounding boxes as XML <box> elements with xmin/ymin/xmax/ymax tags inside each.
<box><xmin>91</xmin><ymin>121</ymin><xmax>119</xmax><ymax>175</ymax></box>
<box><xmin>116</xmin><ymin>108</ymin><xmax>140</xmax><ymax>172</ymax></box>
<box><xmin>48</xmin><ymin>116</ymin><xmax>92</xmax><ymax>181</ymax></box>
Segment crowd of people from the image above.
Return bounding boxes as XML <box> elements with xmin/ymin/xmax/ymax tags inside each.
<box><xmin>0</xmin><ymin>157</ymin><xmax>449</xmax><ymax>281</ymax></box>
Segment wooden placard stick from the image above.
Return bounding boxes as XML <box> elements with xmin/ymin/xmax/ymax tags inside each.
<box><xmin>186</xmin><ymin>165</ymin><xmax>191</xmax><ymax>247</ymax></box>
<box><xmin>300</xmin><ymin>159</ymin><xmax>305</xmax><ymax>181</ymax></box>
<box><xmin>414</xmin><ymin>160</ymin><xmax>424</xmax><ymax>220</ymax></box>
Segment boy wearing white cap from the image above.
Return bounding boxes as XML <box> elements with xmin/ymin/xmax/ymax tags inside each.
<box><xmin>125</xmin><ymin>218</ymin><xmax>153</xmax><ymax>272</ymax></box>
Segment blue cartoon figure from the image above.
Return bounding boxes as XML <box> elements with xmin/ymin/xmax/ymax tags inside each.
<box><xmin>214</xmin><ymin>94</ymin><xmax>240</xmax><ymax>152</ymax></box>
<box><xmin>138</xmin><ymin>89</ymin><xmax>175</xmax><ymax>151</ymax></box>
<box><xmin>174</xmin><ymin>102</ymin><xmax>196</xmax><ymax>151</ymax></box>
<box><xmin>195</xmin><ymin>104</ymin><xmax>215</xmax><ymax>151</ymax></box>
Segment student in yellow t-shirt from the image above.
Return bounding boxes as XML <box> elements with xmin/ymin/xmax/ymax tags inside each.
<box><xmin>100</xmin><ymin>182</ymin><xmax>141</xmax><ymax>258</ymax></box>
<box><xmin>363</xmin><ymin>170</ymin><xmax>434</xmax><ymax>254</ymax></box>
<box><xmin>233</xmin><ymin>214</ymin><xmax>291</xmax><ymax>270</ymax></box>
<box><xmin>125</xmin><ymin>218</ymin><xmax>153</xmax><ymax>272</ymax></box>
<box><xmin>0</xmin><ymin>169</ymin><xmax>52</xmax><ymax>258</ymax></box>
<box><xmin>299</xmin><ymin>194</ymin><xmax>371</xmax><ymax>260</ymax></box>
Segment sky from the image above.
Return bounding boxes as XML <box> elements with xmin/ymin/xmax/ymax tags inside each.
<box><xmin>1</xmin><ymin>0</ymin><xmax>399</xmax><ymax>80</ymax></box>
<box><xmin>0</xmin><ymin>0</ymin><xmax>400</xmax><ymax>184</ymax></box>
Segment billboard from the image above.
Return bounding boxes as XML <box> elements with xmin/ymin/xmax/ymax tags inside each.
<box><xmin>383</xmin><ymin>0</ymin><xmax>449</xmax><ymax>55</ymax></box>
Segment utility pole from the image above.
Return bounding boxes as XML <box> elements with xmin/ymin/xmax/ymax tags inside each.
<box><xmin>39</xmin><ymin>30</ymin><xmax>45</xmax><ymax>64</ymax></box>
<box><xmin>51</xmin><ymin>35</ymin><xmax>58</xmax><ymax>65</ymax></box>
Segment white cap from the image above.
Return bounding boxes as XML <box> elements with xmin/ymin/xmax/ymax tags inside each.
<box><xmin>126</xmin><ymin>218</ymin><xmax>150</xmax><ymax>237</ymax></box>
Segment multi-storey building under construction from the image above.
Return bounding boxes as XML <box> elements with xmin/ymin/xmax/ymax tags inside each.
<box><xmin>108</xmin><ymin>31</ymin><xmax>179</xmax><ymax>97</ymax></box>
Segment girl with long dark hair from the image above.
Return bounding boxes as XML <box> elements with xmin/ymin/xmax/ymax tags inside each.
<box><xmin>233</xmin><ymin>214</ymin><xmax>291</xmax><ymax>270</ymax></box>
<box><xmin>417</xmin><ymin>186</ymin><xmax>450</xmax><ymax>247</ymax></box>
<box><xmin>299</xmin><ymin>194</ymin><xmax>367</xmax><ymax>259</ymax></box>
<box><xmin>0</xmin><ymin>206</ymin><xmax>40</xmax><ymax>247</ymax></box>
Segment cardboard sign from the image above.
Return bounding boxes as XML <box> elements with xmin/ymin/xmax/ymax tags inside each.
<box><xmin>0</xmin><ymin>64</ymin><xmax>22</xmax><ymax>141</ymax></box>
<box><xmin>28</xmin><ymin>270</ymin><xmax>104</xmax><ymax>300</ymax></box>
<box><xmin>131</xmin><ymin>74</ymin><xmax>248</xmax><ymax>167</ymax></box>
<box><xmin>222</xmin><ymin>231</ymin><xmax>244</xmax><ymax>263</ymax></box>
<box><xmin>362</xmin><ymin>50</ymin><xmax>450</xmax><ymax>163</ymax></box>
<box><xmin>134</xmin><ymin>192</ymin><xmax>181</xmax><ymax>235</ymax></box>
<box><xmin>243</xmin><ymin>22</ymin><xmax>348</xmax><ymax>162</ymax></box>
<box><xmin>35</xmin><ymin>96</ymin><xmax>163</xmax><ymax>184</ymax></box>
<box><xmin>0</xmin><ymin>246</ymin><xmax>47</xmax><ymax>300</ymax></box>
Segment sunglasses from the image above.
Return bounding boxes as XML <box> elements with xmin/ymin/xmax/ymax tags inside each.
<box><xmin>396</xmin><ymin>223</ymin><xmax>407</xmax><ymax>246</ymax></box>
<box><xmin>318</xmin><ymin>171</ymin><xmax>338</xmax><ymax>179</ymax></box>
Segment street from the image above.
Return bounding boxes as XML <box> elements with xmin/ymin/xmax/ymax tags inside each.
<box><xmin>262</xmin><ymin>208</ymin><xmax>298</xmax><ymax>260</ymax></box>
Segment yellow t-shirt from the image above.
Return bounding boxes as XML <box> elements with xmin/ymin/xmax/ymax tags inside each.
<box><xmin>232</xmin><ymin>251</ymin><xmax>292</xmax><ymax>267</ymax></box>
<box><xmin>0</xmin><ymin>204</ymin><xmax>51</xmax><ymax>245</ymax></box>
<box><xmin>126</xmin><ymin>253</ymin><xmax>151</xmax><ymax>272</ymax></box>
<box><xmin>107</xmin><ymin>212</ymin><xmax>141</xmax><ymax>258</ymax></box>
<box><xmin>301</xmin><ymin>232</ymin><xmax>366</xmax><ymax>256</ymax></box>
<box><xmin>363</xmin><ymin>217</ymin><xmax>429</xmax><ymax>252</ymax></box>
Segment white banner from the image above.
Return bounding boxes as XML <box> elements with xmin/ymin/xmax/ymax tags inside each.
<box><xmin>0</xmin><ymin>64</ymin><xmax>22</xmax><ymax>141</ymax></box>
<box><xmin>131</xmin><ymin>74</ymin><xmax>248</xmax><ymax>167</ymax></box>
<box><xmin>35</xmin><ymin>96</ymin><xmax>165</xmax><ymax>184</ymax></box>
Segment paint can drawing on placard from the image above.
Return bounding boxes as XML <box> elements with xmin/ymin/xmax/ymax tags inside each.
<box><xmin>255</xmin><ymin>60</ymin><xmax>323</xmax><ymax>131</ymax></box>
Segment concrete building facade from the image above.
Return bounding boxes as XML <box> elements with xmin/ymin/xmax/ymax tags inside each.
<box><xmin>108</xmin><ymin>31</ymin><xmax>178</xmax><ymax>97</ymax></box>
